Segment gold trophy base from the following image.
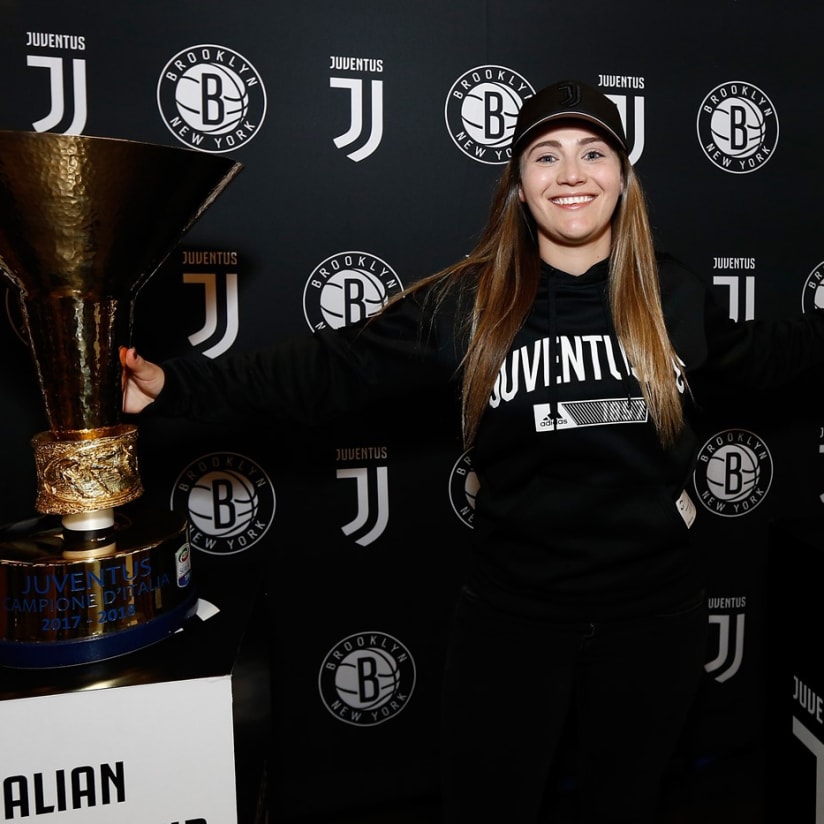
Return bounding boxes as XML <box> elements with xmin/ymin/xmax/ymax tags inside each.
<box><xmin>0</xmin><ymin>504</ymin><xmax>197</xmax><ymax>668</ymax></box>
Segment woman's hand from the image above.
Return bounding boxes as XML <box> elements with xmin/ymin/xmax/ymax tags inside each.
<box><xmin>120</xmin><ymin>346</ymin><xmax>166</xmax><ymax>414</ymax></box>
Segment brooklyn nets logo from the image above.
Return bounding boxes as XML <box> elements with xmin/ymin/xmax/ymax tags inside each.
<box><xmin>802</xmin><ymin>260</ymin><xmax>824</xmax><ymax>313</ymax></box>
<box><xmin>171</xmin><ymin>452</ymin><xmax>275</xmax><ymax>555</ymax></box>
<box><xmin>303</xmin><ymin>251</ymin><xmax>402</xmax><ymax>331</ymax></box>
<box><xmin>318</xmin><ymin>631</ymin><xmax>416</xmax><ymax>726</ymax></box>
<box><xmin>692</xmin><ymin>428</ymin><xmax>773</xmax><ymax>517</ymax></box>
<box><xmin>448</xmin><ymin>448</ymin><xmax>478</xmax><ymax>529</ymax></box>
<box><xmin>157</xmin><ymin>44</ymin><xmax>267</xmax><ymax>153</ymax></box>
<box><xmin>444</xmin><ymin>65</ymin><xmax>534</xmax><ymax>165</ymax></box>
<box><xmin>696</xmin><ymin>81</ymin><xmax>778</xmax><ymax>174</ymax></box>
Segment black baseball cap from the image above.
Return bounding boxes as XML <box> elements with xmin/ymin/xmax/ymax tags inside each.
<box><xmin>512</xmin><ymin>80</ymin><xmax>628</xmax><ymax>154</ymax></box>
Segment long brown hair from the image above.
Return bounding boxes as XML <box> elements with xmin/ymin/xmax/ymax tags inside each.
<box><xmin>396</xmin><ymin>142</ymin><xmax>685</xmax><ymax>448</ymax></box>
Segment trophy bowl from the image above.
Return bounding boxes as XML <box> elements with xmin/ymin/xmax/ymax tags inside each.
<box><xmin>0</xmin><ymin>130</ymin><xmax>242</xmax><ymax>668</ymax></box>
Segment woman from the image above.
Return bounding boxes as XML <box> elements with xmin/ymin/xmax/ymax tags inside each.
<box><xmin>122</xmin><ymin>80</ymin><xmax>824</xmax><ymax>822</ymax></box>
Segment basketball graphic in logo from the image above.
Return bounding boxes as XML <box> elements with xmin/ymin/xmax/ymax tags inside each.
<box><xmin>703</xmin><ymin>443</ymin><xmax>760</xmax><ymax>503</ymax></box>
<box><xmin>303</xmin><ymin>251</ymin><xmax>402</xmax><ymax>332</ymax></box>
<box><xmin>459</xmin><ymin>81</ymin><xmax>522</xmax><ymax>149</ymax></box>
<box><xmin>174</xmin><ymin>63</ymin><xmax>250</xmax><ymax>135</ymax></box>
<box><xmin>186</xmin><ymin>469</ymin><xmax>260</xmax><ymax>538</ymax></box>
<box><xmin>709</xmin><ymin>97</ymin><xmax>766</xmax><ymax>160</ymax></box>
<box><xmin>318</xmin><ymin>267</ymin><xmax>388</xmax><ymax>328</ymax></box>
<box><xmin>333</xmin><ymin>646</ymin><xmax>401</xmax><ymax>710</ymax></box>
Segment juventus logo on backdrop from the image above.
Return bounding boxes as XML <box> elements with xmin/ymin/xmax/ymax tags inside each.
<box><xmin>336</xmin><ymin>465</ymin><xmax>389</xmax><ymax>547</ymax></box>
<box><xmin>713</xmin><ymin>272</ymin><xmax>756</xmax><ymax>322</ymax></box>
<box><xmin>792</xmin><ymin>674</ymin><xmax>824</xmax><ymax>818</ymax></box>
<box><xmin>330</xmin><ymin>77</ymin><xmax>384</xmax><ymax>162</ymax></box>
<box><xmin>791</xmin><ymin>716</ymin><xmax>824</xmax><ymax>821</ymax></box>
<box><xmin>604</xmin><ymin>92</ymin><xmax>645</xmax><ymax>165</ymax></box>
<box><xmin>705</xmin><ymin>611</ymin><xmax>745</xmax><ymax>683</ymax></box>
<box><xmin>593</xmin><ymin>76</ymin><xmax>646</xmax><ymax>165</ymax></box>
<box><xmin>27</xmin><ymin>54</ymin><xmax>87</xmax><ymax>134</ymax></box>
<box><xmin>329</xmin><ymin>54</ymin><xmax>384</xmax><ymax>162</ymax></box>
<box><xmin>184</xmin><ymin>272</ymin><xmax>239</xmax><ymax>358</ymax></box>
<box><xmin>180</xmin><ymin>250</ymin><xmax>240</xmax><ymax>359</ymax></box>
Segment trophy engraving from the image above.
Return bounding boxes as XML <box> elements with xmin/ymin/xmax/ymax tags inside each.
<box><xmin>0</xmin><ymin>130</ymin><xmax>242</xmax><ymax>667</ymax></box>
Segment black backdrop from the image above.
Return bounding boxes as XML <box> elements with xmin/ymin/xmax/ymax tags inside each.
<box><xmin>1</xmin><ymin>0</ymin><xmax>823</xmax><ymax>817</ymax></box>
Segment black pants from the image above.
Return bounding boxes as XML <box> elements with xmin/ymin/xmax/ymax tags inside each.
<box><xmin>440</xmin><ymin>588</ymin><xmax>708</xmax><ymax>824</ymax></box>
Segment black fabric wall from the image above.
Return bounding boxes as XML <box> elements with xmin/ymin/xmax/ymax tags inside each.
<box><xmin>1</xmin><ymin>1</ymin><xmax>823</xmax><ymax>817</ymax></box>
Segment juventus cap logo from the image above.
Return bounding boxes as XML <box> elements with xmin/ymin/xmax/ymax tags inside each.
<box><xmin>511</xmin><ymin>78</ymin><xmax>627</xmax><ymax>153</ymax></box>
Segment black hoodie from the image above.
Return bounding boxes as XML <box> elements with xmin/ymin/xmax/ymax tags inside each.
<box><xmin>146</xmin><ymin>253</ymin><xmax>824</xmax><ymax>620</ymax></box>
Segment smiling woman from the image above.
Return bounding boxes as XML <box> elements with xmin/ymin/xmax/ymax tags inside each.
<box><xmin>120</xmin><ymin>79</ymin><xmax>824</xmax><ymax>824</ymax></box>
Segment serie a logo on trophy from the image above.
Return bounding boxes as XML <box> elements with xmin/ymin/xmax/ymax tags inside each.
<box><xmin>0</xmin><ymin>131</ymin><xmax>241</xmax><ymax>668</ymax></box>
